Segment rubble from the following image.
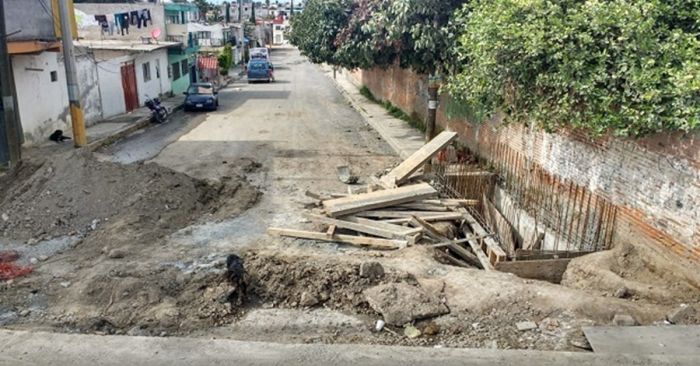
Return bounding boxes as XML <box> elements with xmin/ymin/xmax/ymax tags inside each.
<box><xmin>612</xmin><ymin>314</ymin><xmax>638</xmax><ymax>326</ymax></box>
<box><xmin>363</xmin><ymin>282</ymin><xmax>449</xmax><ymax>325</ymax></box>
<box><xmin>360</xmin><ymin>262</ymin><xmax>384</xmax><ymax>279</ymax></box>
<box><xmin>515</xmin><ymin>321</ymin><xmax>538</xmax><ymax>331</ymax></box>
<box><xmin>666</xmin><ymin>304</ymin><xmax>696</xmax><ymax>324</ymax></box>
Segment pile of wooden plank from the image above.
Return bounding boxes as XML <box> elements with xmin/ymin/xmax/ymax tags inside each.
<box><xmin>267</xmin><ymin>131</ymin><xmax>509</xmax><ymax>271</ymax></box>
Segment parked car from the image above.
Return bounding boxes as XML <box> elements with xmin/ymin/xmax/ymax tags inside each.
<box><xmin>247</xmin><ymin>60</ymin><xmax>273</xmax><ymax>83</ymax></box>
<box><xmin>250</xmin><ymin>47</ymin><xmax>269</xmax><ymax>60</ymax></box>
<box><xmin>183</xmin><ymin>83</ymin><xmax>218</xmax><ymax>111</ymax></box>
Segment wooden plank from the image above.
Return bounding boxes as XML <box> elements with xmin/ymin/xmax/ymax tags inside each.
<box><xmin>393</xmin><ymin>203</ymin><xmax>450</xmax><ymax>212</ymax></box>
<box><xmin>343</xmin><ymin>216</ymin><xmax>421</xmax><ymax>238</ymax></box>
<box><xmin>514</xmin><ymin>249</ymin><xmax>592</xmax><ymax>261</ymax></box>
<box><xmin>483</xmin><ymin>195</ymin><xmax>517</xmax><ymax>256</ymax></box>
<box><xmin>410</xmin><ymin>216</ymin><xmax>482</xmax><ymax>268</ymax></box>
<box><xmin>458</xmin><ymin>208</ymin><xmax>507</xmax><ymax>263</ymax></box>
<box><xmin>380</xmin><ymin>131</ymin><xmax>458</xmax><ymax>186</ymax></box>
<box><xmin>356</xmin><ymin>210</ymin><xmax>454</xmax><ymax>219</ymax></box>
<box><xmin>495</xmin><ymin>258</ymin><xmax>572</xmax><ymax>283</ymax></box>
<box><xmin>383</xmin><ymin>213</ymin><xmax>464</xmax><ymax>224</ymax></box>
<box><xmin>322</xmin><ymin>183</ymin><xmax>437</xmax><ymax>218</ymax></box>
<box><xmin>461</xmin><ymin>227</ymin><xmax>494</xmax><ymax>271</ymax></box>
<box><xmin>267</xmin><ymin>228</ymin><xmax>404</xmax><ymax>250</ymax></box>
<box><xmin>422</xmin><ymin>199</ymin><xmax>480</xmax><ymax>207</ymax></box>
<box><xmin>325</xmin><ymin>224</ymin><xmax>337</xmax><ymax>239</ymax></box>
<box><xmin>304</xmin><ymin>213</ymin><xmax>400</xmax><ymax>239</ymax></box>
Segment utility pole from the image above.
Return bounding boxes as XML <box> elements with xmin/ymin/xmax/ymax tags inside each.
<box><xmin>238</xmin><ymin>0</ymin><xmax>242</xmax><ymax>23</ymax></box>
<box><xmin>424</xmin><ymin>74</ymin><xmax>440</xmax><ymax>173</ymax></box>
<box><xmin>58</xmin><ymin>0</ymin><xmax>86</xmax><ymax>147</ymax></box>
<box><xmin>0</xmin><ymin>0</ymin><xmax>22</xmax><ymax>168</ymax></box>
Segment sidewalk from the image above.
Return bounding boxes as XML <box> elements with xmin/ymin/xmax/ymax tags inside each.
<box><xmin>320</xmin><ymin>65</ymin><xmax>425</xmax><ymax>159</ymax></box>
<box><xmin>85</xmin><ymin>95</ymin><xmax>184</xmax><ymax>151</ymax></box>
<box><xmin>86</xmin><ymin>67</ymin><xmax>245</xmax><ymax>151</ymax></box>
<box><xmin>0</xmin><ymin>329</ymin><xmax>693</xmax><ymax>366</ymax></box>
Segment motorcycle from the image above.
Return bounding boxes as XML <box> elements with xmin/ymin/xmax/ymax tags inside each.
<box><xmin>145</xmin><ymin>96</ymin><xmax>168</xmax><ymax>124</ymax></box>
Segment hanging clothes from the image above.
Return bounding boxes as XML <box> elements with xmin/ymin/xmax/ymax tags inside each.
<box><xmin>94</xmin><ymin>15</ymin><xmax>109</xmax><ymax>35</ymax></box>
<box><xmin>139</xmin><ymin>9</ymin><xmax>152</xmax><ymax>27</ymax></box>
<box><xmin>114</xmin><ymin>13</ymin><xmax>129</xmax><ymax>35</ymax></box>
<box><xmin>129</xmin><ymin>11</ymin><xmax>140</xmax><ymax>27</ymax></box>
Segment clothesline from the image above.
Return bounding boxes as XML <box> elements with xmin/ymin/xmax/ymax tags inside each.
<box><xmin>82</xmin><ymin>8</ymin><xmax>154</xmax><ymax>37</ymax></box>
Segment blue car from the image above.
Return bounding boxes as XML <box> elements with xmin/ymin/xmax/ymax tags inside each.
<box><xmin>247</xmin><ymin>60</ymin><xmax>273</xmax><ymax>83</ymax></box>
<box><xmin>184</xmin><ymin>83</ymin><xmax>219</xmax><ymax>111</ymax></box>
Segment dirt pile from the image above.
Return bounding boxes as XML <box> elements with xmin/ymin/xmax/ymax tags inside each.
<box><xmin>243</xmin><ymin>252</ymin><xmax>415</xmax><ymax>312</ymax></box>
<box><xmin>562</xmin><ymin>242</ymin><xmax>700</xmax><ymax>306</ymax></box>
<box><xmin>0</xmin><ymin>150</ymin><xmax>258</xmax><ymax>242</ymax></box>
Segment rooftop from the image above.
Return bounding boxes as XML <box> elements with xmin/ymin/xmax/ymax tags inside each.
<box><xmin>75</xmin><ymin>40</ymin><xmax>181</xmax><ymax>52</ymax></box>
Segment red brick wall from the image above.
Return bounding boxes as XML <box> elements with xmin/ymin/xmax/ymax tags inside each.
<box><xmin>350</xmin><ymin>67</ymin><xmax>700</xmax><ymax>264</ymax></box>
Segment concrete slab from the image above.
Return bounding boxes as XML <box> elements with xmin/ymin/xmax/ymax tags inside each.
<box><xmin>583</xmin><ymin>325</ymin><xmax>700</xmax><ymax>355</ymax></box>
<box><xmin>0</xmin><ymin>330</ymin><xmax>697</xmax><ymax>366</ymax></box>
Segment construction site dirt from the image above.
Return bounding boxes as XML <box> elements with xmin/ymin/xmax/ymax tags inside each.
<box><xmin>1</xmin><ymin>49</ymin><xmax>698</xmax><ymax>353</ymax></box>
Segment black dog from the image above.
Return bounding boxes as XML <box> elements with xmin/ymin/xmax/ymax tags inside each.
<box><xmin>49</xmin><ymin>130</ymin><xmax>72</xmax><ymax>143</ymax></box>
<box><xmin>226</xmin><ymin>254</ymin><xmax>247</xmax><ymax>306</ymax></box>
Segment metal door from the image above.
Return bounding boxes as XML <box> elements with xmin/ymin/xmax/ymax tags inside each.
<box><xmin>120</xmin><ymin>62</ymin><xmax>139</xmax><ymax>112</ymax></box>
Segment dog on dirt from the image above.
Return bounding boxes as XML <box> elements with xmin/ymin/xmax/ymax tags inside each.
<box><xmin>226</xmin><ymin>254</ymin><xmax>247</xmax><ymax>307</ymax></box>
<box><xmin>49</xmin><ymin>130</ymin><xmax>72</xmax><ymax>143</ymax></box>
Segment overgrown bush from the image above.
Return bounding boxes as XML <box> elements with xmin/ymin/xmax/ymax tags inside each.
<box><xmin>218</xmin><ymin>44</ymin><xmax>233</xmax><ymax>73</ymax></box>
<box><xmin>291</xmin><ymin>0</ymin><xmax>700</xmax><ymax>137</ymax></box>
<box><xmin>446</xmin><ymin>0</ymin><xmax>700</xmax><ymax>136</ymax></box>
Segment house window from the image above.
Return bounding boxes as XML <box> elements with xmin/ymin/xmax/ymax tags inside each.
<box><xmin>172</xmin><ymin>62</ymin><xmax>181</xmax><ymax>80</ymax></box>
<box><xmin>50</xmin><ymin>71</ymin><xmax>58</xmax><ymax>82</ymax></box>
<box><xmin>155</xmin><ymin>62</ymin><xmax>161</xmax><ymax>79</ymax></box>
<box><xmin>142</xmin><ymin>62</ymin><xmax>151</xmax><ymax>82</ymax></box>
<box><xmin>180</xmin><ymin>59</ymin><xmax>188</xmax><ymax>76</ymax></box>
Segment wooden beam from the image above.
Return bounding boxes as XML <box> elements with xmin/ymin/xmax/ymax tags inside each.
<box><xmin>356</xmin><ymin>210</ymin><xmax>455</xmax><ymax>219</ymax></box>
<box><xmin>322</xmin><ymin>183</ymin><xmax>437</xmax><ymax>218</ymax></box>
<box><xmin>383</xmin><ymin>213</ymin><xmax>464</xmax><ymax>224</ymax></box>
<box><xmin>458</xmin><ymin>208</ymin><xmax>507</xmax><ymax>263</ymax></box>
<box><xmin>482</xmin><ymin>195</ymin><xmax>517</xmax><ymax>256</ymax></box>
<box><xmin>495</xmin><ymin>258</ymin><xmax>573</xmax><ymax>283</ymax></box>
<box><xmin>410</xmin><ymin>216</ymin><xmax>482</xmax><ymax>268</ymax></box>
<box><xmin>380</xmin><ymin>131</ymin><xmax>458</xmax><ymax>187</ymax></box>
<box><xmin>267</xmin><ymin>228</ymin><xmax>404</xmax><ymax>250</ymax></box>
<box><xmin>305</xmin><ymin>213</ymin><xmax>406</xmax><ymax>239</ymax></box>
<box><xmin>394</xmin><ymin>203</ymin><xmax>450</xmax><ymax>212</ymax></box>
<box><xmin>514</xmin><ymin>249</ymin><xmax>592</xmax><ymax>261</ymax></box>
<box><xmin>422</xmin><ymin>199</ymin><xmax>480</xmax><ymax>207</ymax></box>
<box><xmin>461</xmin><ymin>228</ymin><xmax>494</xmax><ymax>271</ymax></box>
<box><xmin>343</xmin><ymin>216</ymin><xmax>421</xmax><ymax>238</ymax></box>
<box><xmin>326</xmin><ymin>224</ymin><xmax>337</xmax><ymax>238</ymax></box>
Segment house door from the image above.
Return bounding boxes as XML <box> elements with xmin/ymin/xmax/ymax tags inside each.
<box><xmin>120</xmin><ymin>63</ymin><xmax>139</xmax><ymax>112</ymax></box>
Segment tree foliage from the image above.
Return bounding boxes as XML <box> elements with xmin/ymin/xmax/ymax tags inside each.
<box><xmin>446</xmin><ymin>0</ymin><xmax>700</xmax><ymax>136</ymax></box>
<box><xmin>290</xmin><ymin>0</ymin><xmax>700</xmax><ymax>137</ymax></box>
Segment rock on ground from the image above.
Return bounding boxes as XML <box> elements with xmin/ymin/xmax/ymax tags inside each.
<box><xmin>363</xmin><ymin>282</ymin><xmax>449</xmax><ymax>326</ymax></box>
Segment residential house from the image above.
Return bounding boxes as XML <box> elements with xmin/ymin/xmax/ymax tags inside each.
<box><xmin>272</xmin><ymin>16</ymin><xmax>287</xmax><ymax>45</ymax></box>
<box><xmin>2</xmin><ymin>0</ymin><xmax>80</xmax><ymax>145</ymax></box>
<box><xmin>164</xmin><ymin>2</ymin><xmax>200</xmax><ymax>94</ymax></box>
<box><xmin>74</xmin><ymin>2</ymin><xmax>177</xmax><ymax>116</ymax></box>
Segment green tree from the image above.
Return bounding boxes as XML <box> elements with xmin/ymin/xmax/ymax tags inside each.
<box><xmin>446</xmin><ymin>0</ymin><xmax>700</xmax><ymax>137</ymax></box>
<box><xmin>193</xmin><ymin>0</ymin><xmax>213</xmax><ymax>18</ymax></box>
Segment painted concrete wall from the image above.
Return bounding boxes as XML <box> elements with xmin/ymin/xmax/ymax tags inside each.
<box><xmin>10</xmin><ymin>52</ymin><xmax>103</xmax><ymax>144</ymax></box>
<box><xmin>4</xmin><ymin>0</ymin><xmax>57</xmax><ymax>41</ymax></box>
<box><xmin>93</xmin><ymin>51</ymin><xmax>130</xmax><ymax>119</ymax></box>
<box><xmin>349</xmin><ymin>66</ymin><xmax>700</xmax><ymax>264</ymax></box>
<box><xmin>134</xmin><ymin>49</ymin><xmax>171</xmax><ymax>105</ymax></box>
<box><xmin>74</xmin><ymin>3</ymin><xmax>166</xmax><ymax>41</ymax></box>
<box><xmin>168</xmin><ymin>53</ymin><xmax>191</xmax><ymax>95</ymax></box>
<box><xmin>11</xmin><ymin>52</ymin><xmax>69</xmax><ymax>144</ymax></box>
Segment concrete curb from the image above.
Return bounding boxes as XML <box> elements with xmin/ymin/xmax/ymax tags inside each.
<box><xmin>320</xmin><ymin>65</ymin><xmax>422</xmax><ymax>160</ymax></box>
<box><xmin>86</xmin><ymin>103</ymin><xmax>184</xmax><ymax>152</ymax></box>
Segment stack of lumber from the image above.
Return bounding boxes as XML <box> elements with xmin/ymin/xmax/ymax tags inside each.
<box><xmin>267</xmin><ymin>131</ymin><xmax>508</xmax><ymax>270</ymax></box>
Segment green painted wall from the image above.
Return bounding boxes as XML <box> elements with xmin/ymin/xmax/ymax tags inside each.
<box><xmin>168</xmin><ymin>52</ymin><xmax>193</xmax><ymax>95</ymax></box>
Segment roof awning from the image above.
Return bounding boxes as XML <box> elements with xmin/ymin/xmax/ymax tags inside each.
<box><xmin>75</xmin><ymin>40</ymin><xmax>181</xmax><ymax>52</ymax></box>
<box><xmin>8</xmin><ymin>41</ymin><xmax>62</xmax><ymax>55</ymax></box>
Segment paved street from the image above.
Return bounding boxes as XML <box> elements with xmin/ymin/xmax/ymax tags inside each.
<box><xmin>101</xmin><ymin>47</ymin><xmax>397</xmax><ymax>250</ymax></box>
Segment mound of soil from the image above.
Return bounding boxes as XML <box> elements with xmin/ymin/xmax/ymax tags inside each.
<box><xmin>243</xmin><ymin>252</ymin><xmax>414</xmax><ymax>312</ymax></box>
<box><xmin>561</xmin><ymin>242</ymin><xmax>700</xmax><ymax>305</ymax></box>
<box><xmin>0</xmin><ymin>150</ymin><xmax>257</xmax><ymax>242</ymax></box>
